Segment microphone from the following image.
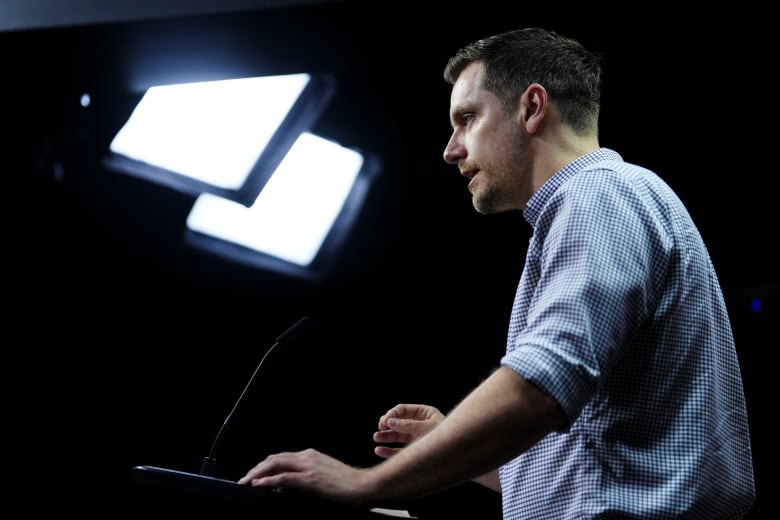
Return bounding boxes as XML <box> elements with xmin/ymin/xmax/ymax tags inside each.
<box><xmin>199</xmin><ymin>316</ymin><xmax>313</xmax><ymax>476</ymax></box>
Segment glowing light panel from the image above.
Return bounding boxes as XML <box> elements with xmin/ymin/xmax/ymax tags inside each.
<box><xmin>186</xmin><ymin>132</ymin><xmax>364</xmax><ymax>267</ymax></box>
<box><xmin>108</xmin><ymin>73</ymin><xmax>312</xmax><ymax>190</ymax></box>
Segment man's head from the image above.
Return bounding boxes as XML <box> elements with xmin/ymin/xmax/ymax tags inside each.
<box><xmin>442</xmin><ymin>28</ymin><xmax>603</xmax><ymax>214</ymax></box>
<box><xmin>443</xmin><ymin>27</ymin><xmax>602</xmax><ymax>135</ymax></box>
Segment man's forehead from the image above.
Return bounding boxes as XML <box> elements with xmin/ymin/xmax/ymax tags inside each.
<box><xmin>450</xmin><ymin>61</ymin><xmax>484</xmax><ymax>103</ymax></box>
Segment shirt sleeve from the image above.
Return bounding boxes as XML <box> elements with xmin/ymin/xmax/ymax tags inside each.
<box><xmin>501</xmin><ymin>167</ymin><xmax>672</xmax><ymax>427</ymax></box>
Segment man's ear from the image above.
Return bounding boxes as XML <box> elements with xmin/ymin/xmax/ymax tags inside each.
<box><xmin>521</xmin><ymin>83</ymin><xmax>547</xmax><ymax>134</ymax></box>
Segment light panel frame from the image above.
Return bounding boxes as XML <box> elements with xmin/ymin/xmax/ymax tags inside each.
<box><xmin>183</xmin><ymin>133</ymin><xmax>381</xmax><ymax>281</ymax></box>
<box><xmin>103</xmin><ymin>72</ymin><xmax>337</xmax><ymax>206</ymax></box>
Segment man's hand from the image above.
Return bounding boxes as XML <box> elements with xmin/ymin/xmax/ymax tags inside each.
<box><xmin>373</xmin><ymin>403</ymin><xmax>445</xmax><ymax>459</ymax></box>
<box><xmin>237</xmin><ymin>448</ymin><xmax>374</xmax><ymax>506</ymax></box>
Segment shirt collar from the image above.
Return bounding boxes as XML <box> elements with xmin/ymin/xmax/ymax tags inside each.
<box><xmin>523</xmin><ymin>148</ymin><xmax>623</xmax><ymax>227</ymax></box>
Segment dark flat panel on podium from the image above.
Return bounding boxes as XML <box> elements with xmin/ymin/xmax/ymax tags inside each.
<box><xmin>130</xmin><ymin>465</ymin><xmax>407</xmax><ymax>519</ymax></box>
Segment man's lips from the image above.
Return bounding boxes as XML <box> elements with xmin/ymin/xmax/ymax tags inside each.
<box><xmin>460</xmin><ymin>168</ymin><xmax>479</xmax><ymax>191</ymax></box>
<box><xmin>460</xmin><ymin>168</ymin><xmax>479</xmax><ymax>180</ymax></box>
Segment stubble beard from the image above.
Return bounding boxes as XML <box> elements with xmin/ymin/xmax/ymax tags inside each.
<box><xmin>471</xmin><ymin>126</ymin><xmax>526</xmax><ymax>215</ymax></box>
<box><xmin>470</xmin><ymin>160</ymin><xmax>522</xmax><ymax>215</ymax></box>
<box><xmin>472</xmin><ymin>182</ymin><xmax>503</xmax><ymax>214</ymax></box>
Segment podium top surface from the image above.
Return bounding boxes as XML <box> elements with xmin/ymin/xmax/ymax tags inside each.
<box><xmin>130</xmin><ymin>465</ymin><xmax>414</xmax><ymax>519</ymax></box>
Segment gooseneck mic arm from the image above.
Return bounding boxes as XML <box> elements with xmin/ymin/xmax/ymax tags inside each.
<box><xmin>199</xmin><ymin>316</ymin><xmax>313</xmax><ymax>476</ymax></box>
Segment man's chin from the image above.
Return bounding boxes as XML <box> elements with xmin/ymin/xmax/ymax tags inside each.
<box><xmin>472</xmin><ymin>200</ymin><xmax>494</xmax><ymax>215</ymax></box>
<box><xmin>472</xmin><ymin>196</ymin><xmax>514</xmax><ymax>215</ymax></box>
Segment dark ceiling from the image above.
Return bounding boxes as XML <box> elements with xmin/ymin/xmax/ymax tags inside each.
<box><xmin>5</xmin><ymin>2</ymin><xmax>774</xmax><ymax>516</ymax></box>
<box><xmin>0</xmin><ymin>0</ymin><xmax>341</xmax><ymax>32</ymax></box>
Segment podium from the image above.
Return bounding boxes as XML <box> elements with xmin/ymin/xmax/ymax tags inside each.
<box><xmin>129</xmin><ymin>465</ymin><xmax>412</xmax><ymax>519</ymax></box>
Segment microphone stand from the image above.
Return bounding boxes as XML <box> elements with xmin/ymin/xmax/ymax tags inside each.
<box><xmin>200</xmin><ymin>316</ymin><xmax>313</xmax><ymax>476</ymax></box>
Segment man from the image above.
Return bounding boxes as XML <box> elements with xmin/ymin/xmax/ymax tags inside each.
<box><xmin>239</xmin><ymin>27</ymin><xmax>756</xmax><ymax>518</ymax></box>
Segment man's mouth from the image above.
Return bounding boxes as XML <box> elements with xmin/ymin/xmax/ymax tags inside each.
<box><xmin>461</xmin><ymin>169</ymin><xmax>479</xmax><ymax>192</ymax></box>
<box><xmin>460</xmin><ymin>168</ymin><xmax>478</xmax><ymax>180</ymax></box>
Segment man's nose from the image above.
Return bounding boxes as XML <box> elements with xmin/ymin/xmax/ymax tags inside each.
<box><xmin>443</xmin><ymin>135</ymin><xmax>463</xmax><ymax>164</ymax></box>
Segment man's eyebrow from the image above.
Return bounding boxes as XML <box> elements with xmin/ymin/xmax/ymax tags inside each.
<box><xmin>449</xmin><ymin>103</ymin><xmax>469</xmax><ymax>121</ymax></box>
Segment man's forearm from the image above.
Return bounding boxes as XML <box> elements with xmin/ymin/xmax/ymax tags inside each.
<box><xmin>363</xmin><ymin>367</ymin><xmax>564</xmax><ymax>504</ymax></box>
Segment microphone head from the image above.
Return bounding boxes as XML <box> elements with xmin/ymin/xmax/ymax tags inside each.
<box><xmin>276</xmin><ymin>316</ymin><xmax>312</xmax><ymax>344</ymax></box>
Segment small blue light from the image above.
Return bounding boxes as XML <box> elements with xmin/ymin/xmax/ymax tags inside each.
<box><xmin>80</xmin><ymin>93</ymin><xmax>91</xmax><ymax>108</ymax></box>
<box><xmin>749</xmin><ymin>298</ymin><xmax>762</xmax><ymax>313</ymax></box>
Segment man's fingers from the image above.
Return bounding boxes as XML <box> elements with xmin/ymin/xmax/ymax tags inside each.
<box><xmin>374</xmin><ymin>428</ymin><xmax>411</xmax><ymax>444</ymax></box>
<box><xmin>374</xmin><ymin>445</ymin><xmax>401</xmax><ymax>459</ymax></box>
<box><xmin>238</xmin><ymin>451</ymin><xmax>309</xmax><ymax>485</ymax></box>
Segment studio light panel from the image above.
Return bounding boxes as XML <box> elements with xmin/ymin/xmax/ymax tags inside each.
<box><xmin>104</xmin><ymin>72</ymin><xmax>336</xmax><ymax>206</ymax></box>
<box><xmin>103</xmin><ymin>72</ymin><xmax>379</xmax><ymax>281</ymax></box>
<box><xmin>185</xmin><ymin>131</ymin><xmax>370</xmax><ymax>268</ymax></box>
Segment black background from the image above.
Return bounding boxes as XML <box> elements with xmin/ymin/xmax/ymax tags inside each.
<box><xmin>4</xmin><ymin>1</ymin><xmax>774</xmax><ymax>517</ymax></box>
